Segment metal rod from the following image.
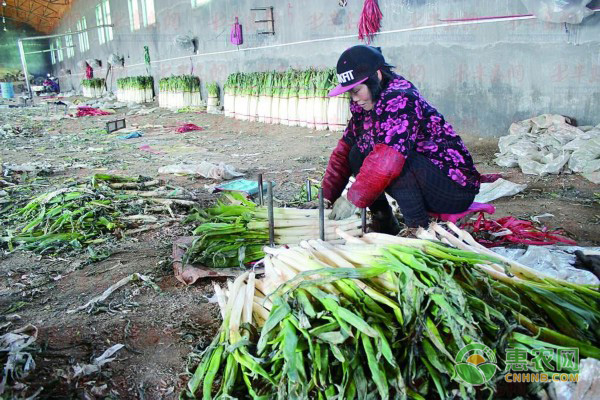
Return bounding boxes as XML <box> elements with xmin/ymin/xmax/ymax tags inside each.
<box><xmin>18</xmin><ymin>24</ymin><xmax>115</xmax><ymax>41</ymax></box>
<box><xmin>306</xmin><ymin>179</ymin><xmax>312</xmax><ymax>202</ymax></box>
<box><xmin>361</xmin><ymin>208</ymin><xmax>367</xmax><ymax>234</ymax></box>
<box><xmin>267</xmin><ymin>181</ymin><xmax>275</xmax><ymax>247</ymax></box>
<box><xmin>17</xmin><ymin>40</ymin><xmax>31</xmax><ymax>99</ymax></box>
<box><xmin>318</xmin><ymin>188</ymin><xmax>325</xmax><ymax>241</ymax></box>
<box><xmin>257</xmin><ymin>174</ymin><xmax>264</xmax><ymax>206</ymax></box>
<box><xmin>24</xmin><ymin>46</ymin><xmax>74</xmax><ymax>55</ymax></box>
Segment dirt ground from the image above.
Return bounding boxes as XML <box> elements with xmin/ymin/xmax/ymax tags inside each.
<box><xmin>0</xmin><ymin>98</ymin><xmax>598</xmax><ymax>399</ymax></box>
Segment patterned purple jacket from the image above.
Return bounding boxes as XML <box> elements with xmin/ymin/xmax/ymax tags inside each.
<box><xmin>342</xmin><ymin>73</ymin><xmax>480</xmax><ymax>190</ymax></box>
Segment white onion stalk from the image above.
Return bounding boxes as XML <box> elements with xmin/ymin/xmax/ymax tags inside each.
<box><xmin>287</xmin><ymin>92</ymin><xmax>299</xmax><ymax>127</ymax></box>
<box><xmin>223</xmin><ymin>77</ymin><xmax>234</xmax><ymax>118</ymax></box>
<box><xmin>279</xmin><ymin>71</ymin><xmax>290</xmax><ymax>126</ymax></box>
<box><xmin>297</xmin><ymin>95</ymin><xmax>307</xmax><ymax>128</ymax></box>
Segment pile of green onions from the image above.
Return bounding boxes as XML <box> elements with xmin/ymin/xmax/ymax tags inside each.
<box><xmin>184</xmin><ymin>225</ymin><xmax>599</xmax><ymax>399</ymax></box>
<box><xmin>0</xmin><ymin>187</ymin><xmax>123</xmax><ymax>254</ymax></box>
<box><xmin>0</xmin><ymin>174</ymin><xmax>166</xmax><ymax>254</ymax></box>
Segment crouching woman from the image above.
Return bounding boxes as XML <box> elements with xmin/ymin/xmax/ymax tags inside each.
<box><xmin>323</xmin><ymin>45</ymin><xmax>480</xmax><ymax>233</ymax></box>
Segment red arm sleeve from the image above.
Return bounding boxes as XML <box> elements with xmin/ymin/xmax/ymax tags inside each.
<box><xmin>321</xmin><ymin>139</ymin><xmax>352</xmax><ymax>203</ymax></box>
<box><xmin>347</xmin><ymin>144</ymin><xmax>405</xmax><ymax>208</ymax></box>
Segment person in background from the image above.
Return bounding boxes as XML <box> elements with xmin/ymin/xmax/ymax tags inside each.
<box><xmin>322</xmin><ymin>45</ymin><xmax>480</xmax><ymax>234</ymax></box>
<box><xmin>43</xmin><ymin>73</ymin><xmax>60</xmax><ymax>93</ymax></box>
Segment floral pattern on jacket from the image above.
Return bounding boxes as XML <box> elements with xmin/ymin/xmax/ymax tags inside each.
<box><xmin>342</xmin><ymin>73</ymin><xmax>480</xmax><ymax>190</ymax></box>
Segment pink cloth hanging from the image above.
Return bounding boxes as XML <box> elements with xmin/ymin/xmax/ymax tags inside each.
<box><xmin>230</xmin><ymin>17</ymin><xmax>243</xmax><ymax>45</ymax></box>
<box><xmin>85</xmin><ymin>63</ymin><xmax>93</xmax><ymax>80</ymax></box>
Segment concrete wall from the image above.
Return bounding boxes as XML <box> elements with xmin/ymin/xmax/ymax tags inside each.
<box><xmin>0</xmin><ymin>20</ymin><xmax>50</xmax><ymax>78</ymax></box>
<box><xmin>52</xmin><ymin>0</ymin><xmax>600</xmax><ymax>136</ymax></box>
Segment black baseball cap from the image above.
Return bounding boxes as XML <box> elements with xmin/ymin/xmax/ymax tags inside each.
<box><xmin>328</xmin><ymin>45</ymin><xmax>393</xmax><ymax>97</ymax></box>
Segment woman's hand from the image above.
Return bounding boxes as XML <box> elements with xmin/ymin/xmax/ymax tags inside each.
<box><xmin>328</xmin><ymin>197</ymin><xmax>357</xmax><ymax>220</ymax></box>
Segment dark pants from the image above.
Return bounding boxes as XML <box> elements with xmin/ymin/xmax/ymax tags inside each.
<box><xmin>349</xmin><ymin>145</ymin><xmax>477</xmax><ymax>228</ymax></box>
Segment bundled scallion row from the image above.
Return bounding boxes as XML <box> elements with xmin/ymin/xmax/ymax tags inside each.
<box><xmin>116</xmin><ymin>76</ymin><xmax>154</xmax><ymax>103</ymax></box>
<box><xmin>223</xmin><ymin>69</ymin><xmax>350</xmax><ymax>131</ymax></box>
<box><xmin>183</xmin><ymin>193</ymin><xmax>362</xmax><ymax>268</ymax></box>
<box><xmin>81</xmin><ymin>78</ymin><xmax>106</xmax><ymax>98</ymax></box>
<box><xmin>184</xmin><ymin>224</ymin><xmax>600</xmax><ymax>399</ymax></box>
<box><xmin>158</xmin><ymin>75</ymin><xmax>202</xmax><ymax>109</ymax></box>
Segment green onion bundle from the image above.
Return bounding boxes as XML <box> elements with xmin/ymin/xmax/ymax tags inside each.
<box><xmin>116</xmin><ymin>76</ymin><xmax>154</xmax><ymax>103</ymax></box>
<box><xmin>206</xmin><ymin>82</ymin><xmax>219</xmax><ymax>98</ymax></box>
<box><xmin>297</xmin><ymin>69</ymin><xmax>313</xmax><ymax>128</ymax></box>
<box><xmin>326</xmin><ymin>67</ymin><xmax>351</xmax><ymax>132</ymax></box>
<box><xmin>223</xmin><ymin>74</ymin><xmax>237</xmax><ymax>118</ymax></box>
<box><xmin>287</xmin><ymin>69</ymin><xmax>301</xmax><ymax>127</ymax></box>
<box><xmin>206</xmin><ymin>82</ymin><xmax>220</xmax><ymax>114</ymax></box>
<box><xmin>183</xmin><ymin>193</ymin><xmax>362</xmax><ymax>268</ymax></box>
<box><xmin>158</xmin><ymin>75</ymin><xmax>202</xmax><ymax>109</ymax></box>
<box><xmin>270</xmin><ymin>72</ymin><xmax>283</xmax><ymax>124</ymax></box>
<box><xmin>257</xmin><ymin>72</ymin><xmax>274</xmax><ymax>123</ymax></box>
<box><xmin>305</xmin><ymin>68</ymin><xmax>317</xmax><ymax>129</ymax></box>
<box><xmin>81</xmin><ymin>78</ymin><xmax>105</xmax><ymax>98</ymax></box>
<box><xmin>278</xmin><ymin>70</ymin><xmax>291</xmax><ymax>125</ymax></box>
<box><xmin>314</xmin><ymin>69</ymin><xmax>331</xmax><ymax>130</ymax></box>
<box><xmin>247</xmin><ymin>73</ymin><xmax>260</xmax><ymax>122</ymax></box>
<box><xmin>185</xmin><ymin>226</ymin><xmax>599</xmax><ymax>399</ymax></box>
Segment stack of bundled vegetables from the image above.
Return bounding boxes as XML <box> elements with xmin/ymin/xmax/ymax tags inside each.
<box><xmin>116</xmin><ymin>76</ymin><xmax>154</xmax><ymax>103</ymax></box>
<box><xmin>279</xmin><ymin>70</ymin><xmax>292</xmax><ymax>125</ymax></box>
<box><xmin>81</xmin><ymin>78</ymin><xmax>105</xmax><ymax>98</ymax></box>
<box><xmin>314</xmin><ymin>69</ymin><xmax>331</xmax><ymax>130</ymax></box>
<box><xmin>222</xmin><ymin>73</ymin><xmax>239</xmax><ymax>118</ymax></box>
<box><xmin>206</xmin><ymin>82</ymin><xmax>220</xmax><ymax>114</ymax></box>
<box><xmin>235</xmin><ymin>72</ymin><xmax>251</xmax><ymax>121</ymax></box>
<box><xmin>297</xmin><ymin>69</ymin><xmax>312</xmax><ymax>128</ymax></box>
<box><xmin>248</xmin><ymin>73</ymin><xmax>260</xmax><ymax>122</ymax></box>
<box><xmin>183</xmin><ymin>193</ymin><xmax>362</xmax><ymax>268</ymax></box>
<box><xmin>158</xmin><ymin>75</ymin><xmax>202</xmax><ymax>109</ymax></box>
<box><xmin>223</xmin><ymin>69</ymin><xmax>350</xmax><ymax>131</ymax></box>
<box><xmin>184</xmin><ymin>223</ymin><xmax>600</xmax><ymax>399</ymax></box>
<box><xmin>287</xmin><ymin>70</ymin><xmax>300</xmax><ymax>127</ymax></box>
<box><xmin>257</xmin><ymin>72</ymin><xmax>273</xmax><ymax>124</ymax></box>
<box><xmin>304</xmin><ymin>69</ymin><xmax>317</xmax><ymax>129</ymax></box>
<box><xmin>326</xmin><ymin>72</ymin><xmax>352</xmax><ymax>132</ymax></box>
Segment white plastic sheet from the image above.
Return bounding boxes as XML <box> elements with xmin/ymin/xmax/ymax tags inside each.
<box><xmin>521</xmin><ymin>0</ymin><xmax>594</xmax><ymax>24</ymax></box>
<box><xmin>495</xmin><ymin>115</ymin><xmax>600</xmax><ymax>183</ymax></box>
<box><xmin>474</xmin><ymin>178</ymin><xmax>528</xmax><ymax>203</ymax></box>
<box><xmin>548</xmin><ymin>358</ymin><xmax>600</xmax><ymax>400</ymax></box>
<box><xmin>73</xmin><ymin>344</ymin><xmax>125</xmax><ymax>377</ymax></box>
<box><xmin>492</xmin><ymin>245</ymin><xmax>600</xmax><ymax>285</ymax></box>
<box><xmin>158</xmin><ymin>161</ymin><xmax>244</xmax><ymax>180</ymax></box>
